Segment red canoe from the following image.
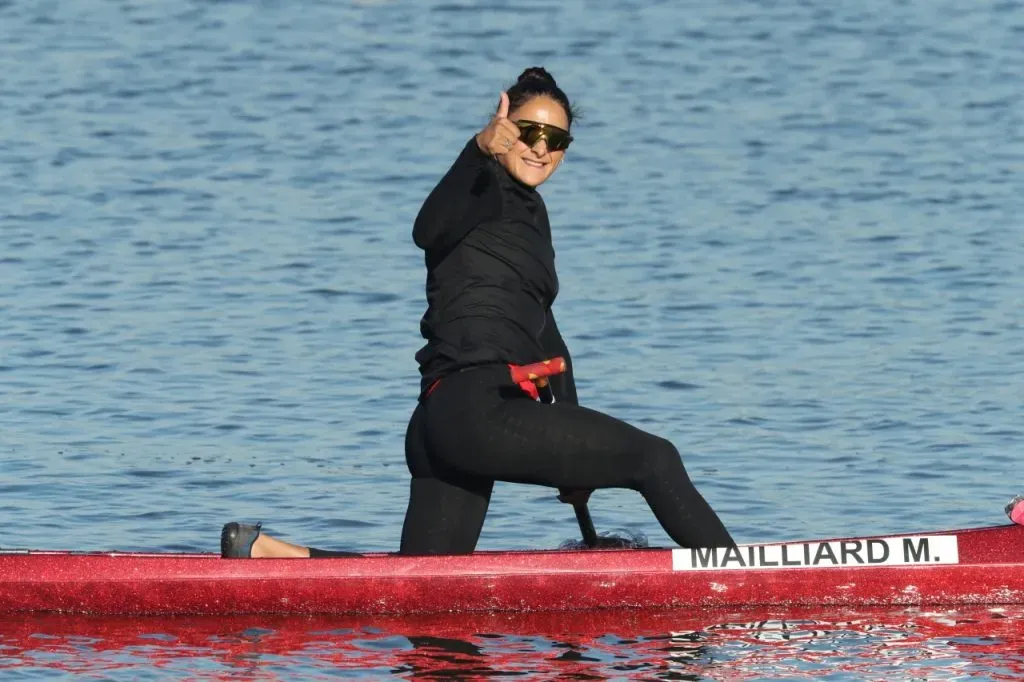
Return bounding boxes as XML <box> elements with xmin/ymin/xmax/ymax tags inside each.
<box><xmin>2</xmin><ymin>522</ymin><xmax>1023</xmax><ymax>616</ymax></box>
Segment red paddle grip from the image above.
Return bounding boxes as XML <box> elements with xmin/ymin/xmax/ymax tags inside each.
<box><xmin>509</xmin><ymin>357</ymin><xmax>567</xmax><ymax>385</ymax></box>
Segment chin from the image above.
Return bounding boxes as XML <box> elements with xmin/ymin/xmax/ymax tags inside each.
<box><xmin>514</xmin><ymin>167</ymin><xmax>553</xmax><ymax>187</ymax></box>
<box><xmin>499</xmin><ymin>155</ymin><xmax>557</xmax><ymax>188</ymax></box>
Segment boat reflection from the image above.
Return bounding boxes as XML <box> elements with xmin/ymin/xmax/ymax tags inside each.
<box><xmin>1</xmin><ymin>606</ymin><xmax>1022</xmax><ymax>680</ymax></box>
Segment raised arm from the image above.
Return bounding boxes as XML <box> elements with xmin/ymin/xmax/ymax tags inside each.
<box><xmin>412</xmin><ymin>137</ymin><xmax>495</xmax><ymax>255</ymax></box>
<box><xmin>413</xmin><ymin>92</ymin><xmax>523</xmax><ymax>257</ymax></box>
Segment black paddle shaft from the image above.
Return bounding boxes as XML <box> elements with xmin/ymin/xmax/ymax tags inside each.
<box><xmin>572</xmin><ymin>500</ymin><xmax>599</xmax><ymax>547</ymax></box>
<box><xmin>557</xmin><ymin>487</ymin><xmax>598</xmax><ymax>547</ymax></box>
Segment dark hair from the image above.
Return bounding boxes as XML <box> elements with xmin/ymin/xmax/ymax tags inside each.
<box><xmin>506</xmin><ymin>67</ymin><xmax>578</xmax><ymax>129</ymax></box>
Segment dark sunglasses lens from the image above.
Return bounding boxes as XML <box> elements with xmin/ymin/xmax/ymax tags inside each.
<box><xmin>517</xmin><ymin>123</ymin><xmax>571</xmax><ymax>151</ymax></box>
<box><xmin>519</xmin><ymin>125</ymin><xmax>543</xmax><ymax>147</ymax></box>
<box><xmin>547</xmin><ymin>132</ymin><xmax>571</xmax><ymax>151</ymax></box>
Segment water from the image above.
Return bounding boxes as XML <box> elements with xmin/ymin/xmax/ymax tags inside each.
<box><xmin>3</xmin><ymin>608</ymin><xmax>1024</xmax><ymax>680</ymax></box>
<box><xmin>1</xmin><ymin>0</ymin><xmax>1022</xmax><ymax>677</ymax></box>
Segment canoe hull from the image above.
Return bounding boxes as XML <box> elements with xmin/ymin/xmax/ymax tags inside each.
<box><xmin>2</xmin><ymin>524</ymin><xmax>1023</xmax><ymax>616</ymax></box>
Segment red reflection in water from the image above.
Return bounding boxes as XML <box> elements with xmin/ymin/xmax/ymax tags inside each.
<box><xmin>1</xmin><ymin>606</ymin><xmax>1022</xmax><ymax>680</ymax></box>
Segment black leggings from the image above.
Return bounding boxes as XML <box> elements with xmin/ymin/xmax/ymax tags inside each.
<box><xmin>394</xmin><ymin>365</ymin><xmax>734</xmax><ymax>555</ymax></box>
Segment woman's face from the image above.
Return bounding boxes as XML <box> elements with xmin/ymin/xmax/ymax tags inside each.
<box><xmin>499</xmin><ymin>95</ymin><xmax>571</xmax><ymax>188</ymax></box>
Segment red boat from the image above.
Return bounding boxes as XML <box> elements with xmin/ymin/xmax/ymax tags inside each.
<box><xmin>2</xmin><ymin>519</ymin><xmax>1023</xmax><ymax>616</ymax></box>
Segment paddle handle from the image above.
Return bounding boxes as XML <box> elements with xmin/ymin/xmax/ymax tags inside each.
<box><xmin>509</xmin><ymin>357</ymin><xmax>567</xmax><ymax>386</ymax></box>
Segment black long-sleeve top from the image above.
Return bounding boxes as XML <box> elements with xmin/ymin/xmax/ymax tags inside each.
<box><xmin>412</xmin><ymin>138</ymin><xmax>578</xmax><ymax>404</ymax></box>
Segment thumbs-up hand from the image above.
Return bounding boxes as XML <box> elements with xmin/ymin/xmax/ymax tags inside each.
<box><xmin>475</xmin><ymin>92</ymin><xmax>522</xmax><ymax>158</ymax></box>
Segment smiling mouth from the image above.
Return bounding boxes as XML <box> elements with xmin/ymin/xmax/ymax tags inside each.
<box><xmin>522</xmin><ymin>158</ymin><xmax>546</xmax><ymax>169</ymax></box>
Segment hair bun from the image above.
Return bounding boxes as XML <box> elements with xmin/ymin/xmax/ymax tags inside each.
<box><xmin>504</xmin><ymin>66</ymin><xmax>575</xmax><ymax>128</ymax></box>
<box><xmin>517</xmin><ymin>67</ymin><xmax>557</xmax><ymax>87</ymax></box>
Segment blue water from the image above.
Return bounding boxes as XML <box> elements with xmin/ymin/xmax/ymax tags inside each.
<box><xmin>2</xmin><ymin>0</ymin><xmax>1023</xmax><ymax>678</ymax></box>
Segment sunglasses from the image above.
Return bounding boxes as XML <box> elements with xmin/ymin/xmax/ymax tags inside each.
<box><xmin>513</xmin><ymin>119</ymin><xmax>573</xmax><ymax>152</ymax></box>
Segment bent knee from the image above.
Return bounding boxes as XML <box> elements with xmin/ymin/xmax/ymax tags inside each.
<box><xmin>636</xmin><ymin>435</ymin><xmax>688</xmax><ymax>484</ymax></box>
<box><xmin>650</xmin><ymin>435</ymin><xmax>683</xmax><ymax>464</ymax></box>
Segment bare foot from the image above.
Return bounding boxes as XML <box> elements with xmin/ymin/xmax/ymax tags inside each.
<box><xmin>250</xmin><ymin>532</ymin><xmax>311</xmax><ymax>558</ymax></box>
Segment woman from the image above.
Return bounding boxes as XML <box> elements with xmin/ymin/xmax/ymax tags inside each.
<box><xmin>222</xmin><ymin>67</ymin><xmax>734</xmax><ymax>559</ymax></box>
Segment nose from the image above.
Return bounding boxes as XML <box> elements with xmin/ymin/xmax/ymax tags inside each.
<box><xmin>529</xmin><ymin>136</ymin><xmax>549</xmax><ymax>155</ymax></box>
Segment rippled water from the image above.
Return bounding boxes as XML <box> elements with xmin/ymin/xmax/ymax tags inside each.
<box><xmin>3</xmin><ymin>607</ymin><xmax>1024</xmax><ymax>681</ymax></box>
<box><xmin>2</xmin><ymin>0</ymin><xmax>1023</xmax><ymax>678</ymax></box>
